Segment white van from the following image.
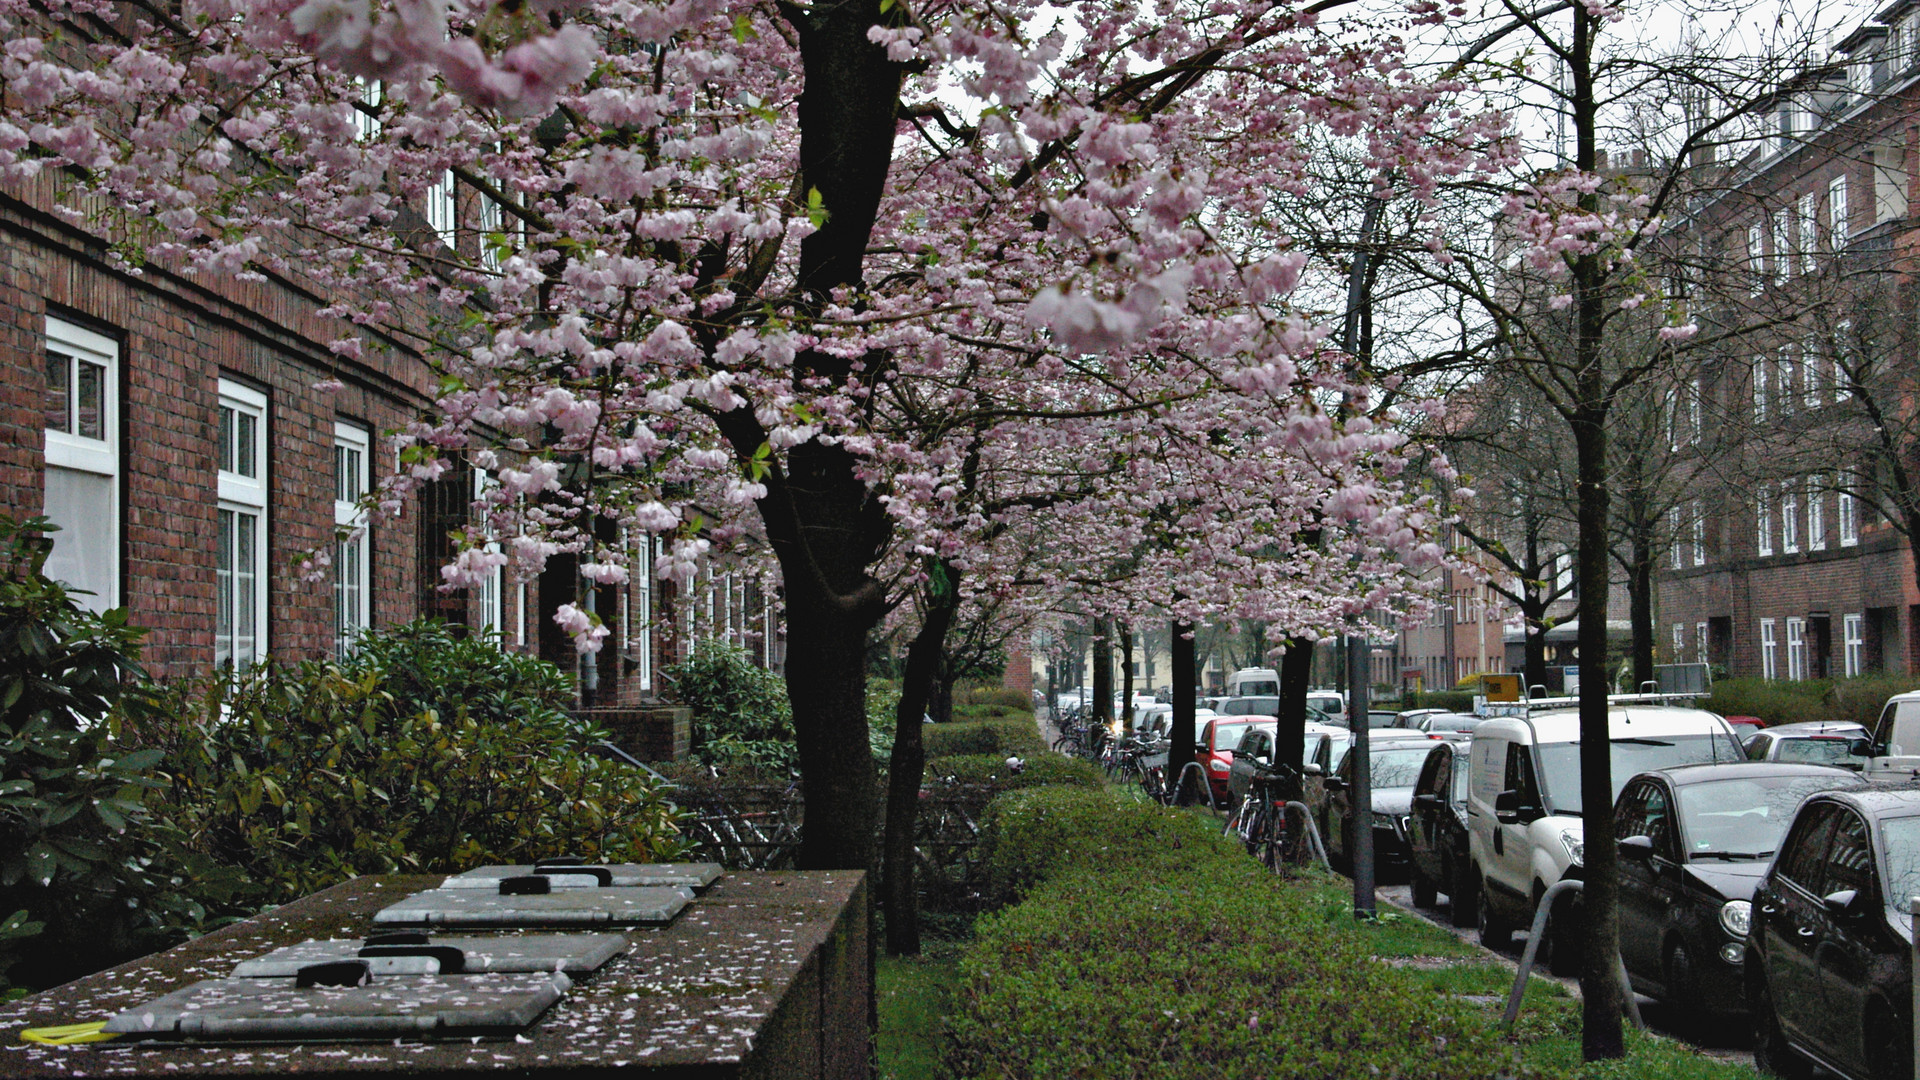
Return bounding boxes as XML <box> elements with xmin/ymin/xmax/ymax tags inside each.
<box><xmin>1861</xmin><ymin>689</ymin><xmax>1920</xmax><ymax>781</ymax></box>
<box><xmin>1227</xmin><ymin>668</ymin><xmax>1280</xmax><ymax>697</ymax></box>
<box><xmin>1464</xmin><ymin>705</ymin><xmax>1744</xmax><ymax>970</ymax></box>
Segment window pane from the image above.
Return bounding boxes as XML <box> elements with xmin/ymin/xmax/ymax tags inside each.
<box><xmin>235</xmin><ymin>511</ymin><xmax>256</xmax><ymax>668</ymax></box>
<box><xmin>236</xmin><ymin>412</ymin><xmax>257</xmax><ymax>478</ymax></box>
<box><xmin>75</xmin><ymin>360</ymin><xmax>104</xmax><ymax>440</ymax></box>
<box><xmin>220</xmin><ymin>407</ymin><xmax>235</xmax><ymax>475</ymax></box>
<box><xmin>216</xmin><ymin>509</ymin><xmax>234</xmax><ymax>668</ymax></box>
<box><xmin>45</xmin><ymin>351</ymin><xmax>70</xmax><ymax>433</ymax></box>
<box><xmin>43</xmin><ymin>466</ymin><xmax>114</xmax><ymax>612</ymax></box>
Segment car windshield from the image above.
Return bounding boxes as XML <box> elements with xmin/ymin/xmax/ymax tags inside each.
<box><xmin>1366</xmin><ymin>746</ymin><xmax>1438</xmax><ymax>788</ymax></box>
<box><xmin>1775</xmin><ymin>736</ymin><xmax>1867</xmax><ymax>769</ymax></box>
<box><xmin>1878</xmin><ymin>815</ymin><xmax>1920</xmax><ymax>920</ymax></box>
<box><xmin>1427</xmin><ymin>715</ymin><xmax>1485</xmax><ymax>733</ymax></box>
<box><xmin>1224</xmin><ymin>697</ymin><xmax>1280</xmax><ymax>716</ymax></box>
<box><xmin>1534</xmin><ymin>732</ymin><xmax>1744</xmax><ymax>816</ymax></box>
<box><xmin>1327</xmin><ymin>732</ymin><xmax>1354</xmax><ymax>770</ymax></box>
<box><xmin>1678</xmin><ymin>775</ymin><xmax>1864</xmax><ymax>859</ymax></box>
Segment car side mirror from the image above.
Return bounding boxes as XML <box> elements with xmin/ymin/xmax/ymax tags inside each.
<box><xmin>1618</xmin><ymin>834</ymin><xmax>1655</xmax><ymax>860</ymax></box>
<box><xmin>1493</xmin><ymin>789</ymin><xmax>1536</xmax><ymax>825</ymax></box>
<box><xmin>1412</xmin><ymin>792</ymin><xmax>1441</xmax><ymax>809</ymax></box>
<box><xmin>1822</xmin><ymin>889</ymin><xmax>1866</xmax><ymax>919</ymax></box>
<box><xmin>1325</xmin><ymin>776</ymin><xmax>1347</xmax><ymax>791</ymax></box>
<box><xmin>1303</xmin><ymin>763</ymin><xmax>1324</xmax><ymax>777</ymax></box>
<box><xmin>1848</xmin><ymin>738</ymin><xmax>1873</xmax><ymax>757</ymax></box>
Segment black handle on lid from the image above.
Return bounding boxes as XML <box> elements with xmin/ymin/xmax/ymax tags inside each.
<box><xmin>534</xmin><ymin>863</ymin><xmax>613</xmax><ymax>885</ymax></box>
<box><xmin>361</xmin><ymin>931</ymin><xmax>430</xmax><ymax>947</ymax></box>
<box><xmin>499</xmin><ymin>875</ymin><xmax>552</xmax><ymax>895</ymax></box>
<box><xmin>294</xmin><ymin>960</ymin><xmax>373</xmax><ymax>988</ymax></box>
<box><xmin>357</xmin><ymin>943</ymin><xmax>468</xmax><ymax>973</ymax></box>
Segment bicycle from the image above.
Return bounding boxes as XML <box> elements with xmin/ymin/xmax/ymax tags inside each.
<box><xmin>1225</xmin><ymin>761</ymin><xmax>1301</xmax><ymax>871</ymax></box>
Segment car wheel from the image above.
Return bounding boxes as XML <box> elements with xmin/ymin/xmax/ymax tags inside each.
<box><xmin>1749</xmin><ymin>964</ymin><xmax>1811</xmax><ymax>1080</ymax></box>
<box><xmin>1411</xmin><ymin>869</ymin><xmax>1437</xmax><ymax>909</ymax></box>
<box><xmin>1663</xmin><ymin>942</ymin><xmax>1700</xmax><ymax>1040</ymax></box>
<box><xmin>1477</xmin><ymin>873</ymin><xmax>1513</xmax><ymax>951</ymax></box>
<box><xmin>1449</xmin><ymin>861</ymin><xmax>1477</xmax><ymax>928</ymax></box>
<box><xmin>1865</xmin><ymin>995</ymin><xmax>1912</xmax><ymax>1080</ymax></box>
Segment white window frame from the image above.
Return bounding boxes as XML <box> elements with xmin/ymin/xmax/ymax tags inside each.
<box><xmin>473</xmin><ymin>470</ymin><xmax>504</xmax><ymax>637</ymax></box>
<box><xmin>217</xmin><ymin>379</ymin><xmax>269</xmax><ymax>671</ymax></box>
<box><xmin>1687</xmin><ymin>378</ymin><xmax>1702</xmax><ymax>444</ymax></box>
<box><xmin>634</xmin><ymin>537</ymin><xmax>654</xmax><ymax>690</ymax></box>
<box><xmin>1758</xmin><ymin>495</ymin><xmax>1774</xmax><ymax>556</ymax></box>
<box><xmin>1697</xmin><ymin>621</ymin><xmax>1709</xmax><ymax>665</ymax></box>
<box><xmin>1797</xmin><ymin>190</ymin><xmax>1818</xmax><ymax>273</ymax></box>
<box><xmin>1876</xmin><ymin>141</ymin><xmax>1907</xmax><ymax>224</ymax></box>
<box><xmin>1777</xmin><ymin>346</ymin><xmax>1796</xmax><ymax>416</ymax></box>
<box><xmin>1844</xmin><ymin>613</ymin><xmax>1865</xmax><ymax>677</ymax></box>
<box><xmin>1761</xmin><ymin>618</ymin><xmax>1778</xmax><ymax>679</ymax></box>
<box><xmin>1672</xmin><ymin>622</ymin><xmax>1686</xmax><ymax>663</ymax></box>
<box><xmin>1782</xmin><ymin>484</ymin><xmax>1799</xmax><ymax>553</ymax></box>
<box><xmin>1834</xmin><ymin>320</ymin><xmax>1853</xmax><ymax>404</ymax></box>
<box><xmin>1786</xmin><ymin>617</ymin><xmax>1807</xmax><ymax>680</ymax></box>
<box><xmin>1754</xmin><ymin>357</ymin><xmax>1769</xmax><ymax>421</ymax></box>
<box><xmin>1691</xmin><ymin>500</ymin><xmax>1705</xmax><ymax>565</ymax></box>
<box><xmin>42</xmin><ymin>318</ymin><xmax>120</xmax><ymax>612</ymax></box>
<box><xmin>1747</xmin><ymin>223</ymin><xmax>1764</xmax><ymax>295</ymax></box>
<box><xmin>424</xmin><ymin>169</ymin><xmax>457</xmax><ymax>249</ymax></box>
<box><xmin>1669</xmin><ymin>506</ymin><xmax>1684</xmax><ymax>570</ymax></box>
<box><xmin>1771</xmin><ymin>208</ymin><xmax>1791</xmax><ymax>283</ymax></box>
<box><xmin>1808</xmin><ymin>476</ymin><xmax>1826</xmax><ymax>551</ymax></box>
<box><xmin>334</xmin><ymin>422</ymin><xmax>371</xmax><ymax>656</ymax></box>
<box><xmin>1830</xmin><ymin>175</ymin><xmax>1850</xmax><ymax>247</ymax></box>
<box><xmin>1839</xmin><ymin>482</ymin><xmax>1859</xmax><ymax>546</ymax></box>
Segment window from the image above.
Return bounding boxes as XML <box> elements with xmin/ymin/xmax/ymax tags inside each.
<box><xmin>42</xmin><ymin>318</ymin><xmax>120</xmax><ymax>612</ymax></box>
<box><xmin>1803</xmin><ymin>342</ymin><xmax>1824</xmax><ymax>408</ymax></box>
<box><xmin>1782</xmin><ymin>484</ymin><xmax>1799</xmax><ymax>553</ymax></box>
<box><xmin>1691</xmin><ymin>500</ymin><xmax>1705</xmax><ymax>565</ymax></box>
<box><xmin>472</xmin><ymin>470</ymin><xmax>504</xmax><ymax>637</ymax></box>
<box><xmin>1697</xmin><ymin>621</ymin><xmax>1709</xmax><ymax>664</ymax></box>
<box><xmin>1688</xmin><ymin>379</ymin><xmax>1702</xmax><ymax>444</ymax></box>
<box><xmin>1844</xmin><ymin>613</ymin><xmax>1865</xmax><ymax>677</ymax></box>
<box><xmin>353</xmin><ymin>78</ymin><xmax>383</xmax><ymax>142</ymax></box>
<box><xmin>1808</xmin><ymin>476</ymin><xmax>1826</xmax><ymax>550</ymax></box>
<box><xmin>1786</xmin><ymin>616</ymin><xmax>1807</xmax><ymax>680</ymax></box>
<box><xmin>1839</xmin><ymin>482</ymin><xmax>1859</xmax><ymax>546</ymax></box>
<box><xmin>1747</xmin><ymin>223</ymin><xmax>1764</xmax><ymax>294</ymax></box>
<box><xmin>1669</xmin><ymin>507</ymin><xmax>1684</xmax><ymax>570</ymax></box>
<box><xmin>424</xmin><ymin>169</ymin><xmax>457</xmax><ymax>248</ymax></box>
<box><xmin>1834</xmin><ymin>320</ymin><xmax>1853</xmax><ymax>403</ymax></box>
<box><xmin>1797</xmin><ymin>191</ymin><xmax>1818</xmax><ymax>273</ymax></box>
<box><xmin>1830</xmin><ymin>175</ymin><xmax>1850</xmax><ymax>247</ymax></box>
<box><xmin>1776</xmin><ymin>346</ymin><xmax>1796</xmax><ymax>416</ymax></box>
<box><xmin>217</xmin><ymin>380</ymin><xmax>269</xmax><ymax>670</ymax></box>
<box><xmin>1673</xmin><ymin>623</ymin><xmax>1686</xmax><ymax>662</ymax></box>
<box><xmin>334</xmin><ymin>422</ymin><xmax>371</xmax><ymax>656</ymax></box>
<box><xmin>1875</xmin><ymin>141</ymin><xmax>1907</xmax><ymax>224</ymax></box>
<box><xmin>1761</xmin><ymin>618</ymin><xmax>1778</xmax><ymax>679</ymax></box>
<box><xmin>1754</xmin><ymin>358</ymin><xmax>1769</xmax><ymax>420</ymax></box>
<box><xmin>633</xmin><ymin>536</ymin><xmax>654</xmax><ymax>690</ymax></box>
<box><xmin>1772</xmin><ymin>209</ymin><xmax>1791</xmax><ymax>283</ymax></box>
<box><xmin>1758</xmin><ymin>495</ymin><xmax>1774</xmax><ymax>556</ymax></box>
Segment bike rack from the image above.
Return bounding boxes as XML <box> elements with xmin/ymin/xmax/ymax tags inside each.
<box><xmin>1173</xmin><ymin>761</ymin><xmax>1224</xmax><ymax>811</ymax></box>
<box><xmin>1499</xmin><ymin>878</ymin><xmax>1646</xmax><ymax>1033</ymax></box>
<box><xmin>1282</xmin><ymin>801</ymin><xmax>1332</xmax><ymax>870</ymax></box>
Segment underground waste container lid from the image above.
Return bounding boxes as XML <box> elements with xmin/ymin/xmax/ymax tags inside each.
<box><xmin>230</xmin><ymin>932</ymin><xmax>629</xmax><ymax>977</ymax></box>
<box><xmin>100</xmin><ymin>967</ymin><xmax>570</xmax><ymax>1043</ymax></box>
<box><xmin>373</xmin><ymin>880</ymin><xmax>693</xmax><ymax>927</ymax></box>
<box><xmin>442</xmin><ymin>861</ymin><xmax>724</xmax><ymax>891</ymax></box>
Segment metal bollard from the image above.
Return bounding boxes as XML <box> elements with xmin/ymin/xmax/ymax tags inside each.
<box><xmin>1499</xmin><ymin>878</ymin><xmax>1645</xmax><ymax>1033</ymax></box>
<box><xmin>1283</xmin><ymin>801</ymin><xmax>1333</xmax><ymax>870</ymax></box>
<box><xmin>1174</xmin><ymin>761</ymin><xmax>1224</xmax><ymax>811</ymax></box>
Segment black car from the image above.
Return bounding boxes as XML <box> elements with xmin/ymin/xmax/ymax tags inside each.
<box><xmin>1323</xmin><ymin>741</ymin><xmax>1436</xmax><ymax>883</ymax></box>
<box><xmin>1612</xmin><ymin>763</ymin><xmax>1865</xmax><ymax>1034</ymax></box>
<box><xmin>1407</xmin><ymin>741</ymin><xmax>1473</xmax><ymax>925</ymax></box>
<box><xmin>1745</xmin><ymin>783</ymin><xmax>1920</xmax><ymax>1080</ymax></box>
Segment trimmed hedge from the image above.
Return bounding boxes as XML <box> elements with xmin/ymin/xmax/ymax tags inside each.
<box><xmin>923</xmin><ymin>718</ymin><xmax>1047</xmax><ymax>758</ymax></box>
<box><xmin>924</xmin><ymin>754</ymin><xmax>1100</xmax><ymax>796</ymax></box>
<box><xmin>1704</xmin><ymin>674</ymin><xmax>1919</xmax><ymax>728</ymax></box>
<box><xmin>947</xmin><ymin>788</ymin><xmax>1528</xmax><ymax>1079</ymax></box>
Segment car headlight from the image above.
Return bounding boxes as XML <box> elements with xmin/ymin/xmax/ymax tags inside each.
<box><xmin>1720</xmin><ymin>899</ymin><xmax>1751</xmax><ymax>938</ymax></box>
<box><xmin>1209</xmin><ymin>760</ymin><xmax>1230</xmax><ymax>772</ymax></box>
<box><xmin>1559</xmin><ymin>829</ymin><xmax>1584</xmax><ymax>867</ymax></box>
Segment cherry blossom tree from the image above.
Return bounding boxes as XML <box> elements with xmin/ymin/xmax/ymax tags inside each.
<box><xmin>1</xmin><ymin>0</ymin><xmax>1507</xmax><ymax>877</ymax></box>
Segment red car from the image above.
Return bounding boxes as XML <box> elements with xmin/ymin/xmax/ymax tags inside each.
<box><xmin>1197</xmin><ymin>716</ymin><xmax>1277</xmax><ymax>804</ymax></box>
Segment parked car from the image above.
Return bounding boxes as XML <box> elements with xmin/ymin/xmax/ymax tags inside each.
<box><xmin>1307</xmin><ymin>690</ymin><xmax>1347</xmax><ymax>724</ymax></box>
<box><xmin>1612</xmin><ymin>763</ymin><xmax>1866</xmax><ymax>1032</ymax></box>
<box><xmin>1746</xmin><ymin>783</ymin><xmax>1920</xmax><ymax>1080</ymax></box>
<box><xmin>1744</xmin><ymin>721</ymin><xmax>1872</xmax><ymax>771</ymax></box>
<box><xmin>1323</xmin><ymin>740</ymin><xmax>1436</xmax><ymax>882</ymax></box>
<box><xmin>1415</xmin><ymin>712</ymin><xmax>1488</xmax><ymax>741</ymax></box>
<box><xmin>1859</xmin><ymin>690</ymin><xmax>1920</xmax><ymax>782</ymax></box>
<box><xmin>1227</xmin><ymin>668</ymin><xmax>1281</xmax><ymax>697</ymax></box>
<box><xmin>1408</xmin><ymin>741</ymin><xmax>1473</xmax><ymax>925</ymax></box>
<box><xmin>1726</xmin><ymin>715</ymin><xmax>1767</xmax><ymax>738</ymax></box>
<box><xmin>1228</xmin><ymin>722</ymin><xmax>1345</xmax><ymax>806</ymax></box>
<box><xmin>1394</xmin><ymin>708</ymin><xmax>1447</xmax><ymax>729</ymax></box>
<box><xmin>1366</xmin><ymin>709</ymin><xmax>1402</xmax><ymax>729</ymax></box>
<box><xmin>1301</xmin><ymin>728</ymin><xmax>1427</xmax><ymax>834</ymax></box>
<box><xmin>1465</xmin><ymin>706</ymin><xmax>1746</xmax><ymax>971</ymax></box>
<box><xmin>1221</xmin><ymin>695</ymin><xmax>1280</xmax><ymax>717</ymax></box>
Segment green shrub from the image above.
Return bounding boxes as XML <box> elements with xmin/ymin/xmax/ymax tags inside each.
<box><xmin>661</xmin><ymin>641</ymin><xmax>796</xmax><ymax>769</ymax></box>
<box><xmin>958</xmin><ymin>685</ymin><xmax>1035</xmax><ymax>713</ymax></box>
<box><xmin>0</xmin><ymin>517</ymin><xmax>226</xmax><ymax>990</ymax></box>
<box><xmin>922</xmin><ymin>718</ymin><xmax>1046</xmax><ymax>758</ymax></box>
<box><xmin>948</xmin><ymin>788</ymin><xmax>1524</xmax><ymax>1079</ymax></box>
<box><xmin>924</xmin><ymin>754</ymin><xmax>1101</xmax><ymax>795</ymax></box>
<box><xmin>124</xmin><ymin>620</ymin><xmax>688</xmax><ymax>909</ymax></box>
<box><xmin>1404</xmin><ymin>689</ymin><xmax>1474</xmax><ymax>712</ymax></box>
<box><xmin>1705</xmin><ymin>674</ymin><xmax>1919</xmax><ymax>728</ymax></box>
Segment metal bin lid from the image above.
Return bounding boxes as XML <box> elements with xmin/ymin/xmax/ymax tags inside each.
<box><xmin>373</xmin><ymin>881</ymin><xmax>692</xmax><ymax>927</ymax></box>
<box><xmin>230</xmin><ymin>932</ymin><xmax>628</xmax><ymax>977</ymax></box>
<box><xmin>441</xmin><ymin>861</ymin><xmax>724</xmax><ymax>891</ymax></box>
<box><xmin>101</xmin><ymin>969</ymin><xmax>570</xmax><ymax>1043</ymax></box>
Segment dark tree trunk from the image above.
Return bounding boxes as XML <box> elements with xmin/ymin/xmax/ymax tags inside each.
<box><xmin>1169</xmin><ymin>619</ymin><xmax>1197</xmax><ymax>803</ymax></box>
<box><xmin>1274</xmin><ymin>637</ymin><xmax>1313</xmax><ymax>804</ymax></box>
<box><xmin>1120</xmin><ymin>626</ymin><xmax>1135</xmax><ymax>730</ymax></box>
<box><xmin>1091</xmin><ymin>619</ymin><xmax>1114</xmax><ymax>726</ymax></box>
<box><xmin>1522</xmin><ymin>604</ymin><xmax>1551</xmax><ymax>694</ymax></box>
<box><xmin>1628</xmin><ymin>517</ymin><xmax>1655</xmax><ymax>690</ymax></box>
<box><xmin>881</xmin><ymin>565</ymin><xmax>960</xmax><ymax>957</ymax></box>
<box><xmin>929</xmin><ymin>673</ymin><xmax>953</xmax><ymax>724</ymax></box>
<box><xmin>1570</xmin><ymin>4</ymin><xmax>1624</xmax><ymax>1054</ymax></box>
